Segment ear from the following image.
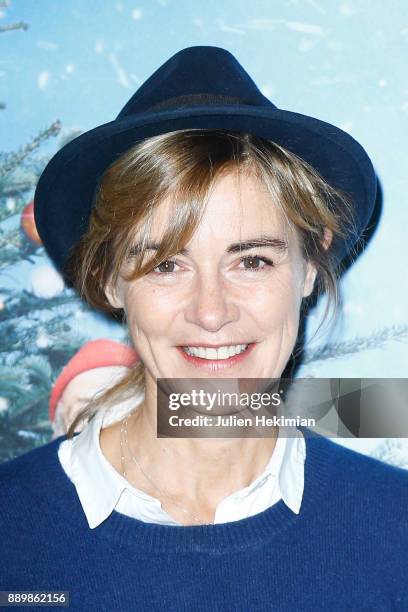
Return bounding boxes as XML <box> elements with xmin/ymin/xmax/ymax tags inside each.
<box><xmin>104</xmin><ymin>278</ymin><xmax>124</xmax><ymax>310</ymax></box>
<box><xmin>302</xmin><ymin>228</ymin><xmax>333</xmax><ymax>298</ymax></box>
<box><xmin>322</xmin><ymin>227</ymin><xmax>333</xmax><ymax>251</ymax></box>
<box><xmin>302</xmin><ymin>261</ymin><xmax>318</xmax><ymax>298</ymax></box>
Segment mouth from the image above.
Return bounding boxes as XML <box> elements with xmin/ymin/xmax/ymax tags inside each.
<box><xmin>176</xmin><ymin>342</ymin><xmax>257</xmax><ymax>370</ymax></box>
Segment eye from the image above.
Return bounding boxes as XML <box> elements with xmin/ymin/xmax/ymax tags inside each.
<box><xmin>239</xmin><ymin>255</ymin><xmax>274</xmax><ymax>271</ymax></box>
<box><xmin>152</xmin><ymin>259</ymin><xmax>178</xmax><ymax>274</ymax></box>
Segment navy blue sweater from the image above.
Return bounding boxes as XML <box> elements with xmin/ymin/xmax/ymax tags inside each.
<box><xmin>0</xmin><ymin>432</ymin><xmax>407</xmax><ymax>611</ymax></box>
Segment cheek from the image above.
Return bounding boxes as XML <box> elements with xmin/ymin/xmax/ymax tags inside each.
<box><xmin>253</xmin><ymin>273</ymin><xmax>303</xmax><ymax>331</ymax></box>
<box><xmin>124</xmin><ymin>285</ymin><xmax>178</xmax><ymax>337</ymax></box>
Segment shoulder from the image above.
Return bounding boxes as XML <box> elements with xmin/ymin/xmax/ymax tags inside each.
<box><xmin>0</xmin><ymin>436</ymin><xmax>70</xmax><ymax>510</ymax></box>
<box><xmin>302</xmin><ymin>432</ymin><xmax>408</xmax><ymax>565</ymax></box>
<box><xmin>328</xmin><ymin>436</ymin><xmax>408</xmax><ymax>482</ymax></box>
<box><xmin>0</xmin><ymin>436</ymin><xmax>65</xmax><ymax>476</ymax></box>
<box><xmin>0</xmin><ymin>437</ymin><xmax>89</xmax><ymax>579</ymax></box>
<box><xmin>0</xmin><ymin>436</ymin><xmax>89</xmax><ymax>545</ymax></box>
<box><xmin>306</xmin><ymin>433</ymin><xmax>408</xmax><ymax>520</ymax></box>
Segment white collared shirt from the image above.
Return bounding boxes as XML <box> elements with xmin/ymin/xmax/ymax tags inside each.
<box><xmin>58</xmin><ymin>399</ymin><xmax>306</xmax><ymax>529</ymax></box>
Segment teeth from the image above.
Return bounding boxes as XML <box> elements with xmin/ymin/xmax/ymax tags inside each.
<box><xmin>183</xmin><ymin>344</ymin><xmax>249</xmax><ymax>360</ymax></box>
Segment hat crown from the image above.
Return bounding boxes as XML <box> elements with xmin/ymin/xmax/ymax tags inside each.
<box><xmin>117</xmin><ymin>46</ymin><xmax>276</xmax><ymax>119</ymax></box>
<box><xmin>34</xmin><ymin>45</ymin><xmax>377</xmax><ymax>274</ymax></box>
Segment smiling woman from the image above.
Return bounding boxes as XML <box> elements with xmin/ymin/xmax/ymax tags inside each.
<box><xmin>1</xmin><ymin>46</ymin><xmax>407</xmax><ymax>611</ymax></box>
<box><xmin>63</xmin><ymin>129</ymin><xmax>352</xmax><ymax>429</ymax></box>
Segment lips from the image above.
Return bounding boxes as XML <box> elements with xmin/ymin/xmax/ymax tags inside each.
<box><xmin>176</xmin><ymin>342</ymin><xmax>256</xmax><ymax>370</ymax></box>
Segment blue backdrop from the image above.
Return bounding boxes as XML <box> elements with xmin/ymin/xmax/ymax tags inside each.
<box><xmin>2</xmin><ymin>0</ymin><xmax>408</xmax><ymax>460</ymax></box>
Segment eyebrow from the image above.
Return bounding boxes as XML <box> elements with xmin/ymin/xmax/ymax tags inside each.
<box><xmin>128</xmin><ymin>235</ymin><xmax>288</xmax><ymax>257</ymax></box>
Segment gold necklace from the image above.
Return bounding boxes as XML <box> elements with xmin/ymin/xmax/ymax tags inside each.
<box><xmin>119</xmin><ymin>410</ymin><xmax>208</xmax><ymax>526</ymax></box>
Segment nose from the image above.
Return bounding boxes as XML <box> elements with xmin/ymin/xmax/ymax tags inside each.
<box><xmin>184</xmin><ymin>271</ymin><xmax>239</xmax><ymax>332</ymax></box>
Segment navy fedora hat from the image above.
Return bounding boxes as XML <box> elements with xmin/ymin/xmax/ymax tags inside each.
<box><xmin>34</xmin><ymin>45</ymin><xmax>377</xmax><ymax>275</ymax></box>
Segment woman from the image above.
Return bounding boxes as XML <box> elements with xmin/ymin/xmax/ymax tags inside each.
<box><xmin>1</xmin><ymin>46</ymin><xmax>407</xmax><ymax>611</ymax></box>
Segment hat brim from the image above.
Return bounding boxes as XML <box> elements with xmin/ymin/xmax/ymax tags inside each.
<box><xmin>34</xmin><ymin>104</ymin><xmax>377</xmax><ymax>273</ymax></box>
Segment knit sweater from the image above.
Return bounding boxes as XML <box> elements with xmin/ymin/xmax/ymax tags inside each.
<box><xmin>1</xmin><ymin>431</ymin><xmax>407</xmax><ymax>611</ymax></box>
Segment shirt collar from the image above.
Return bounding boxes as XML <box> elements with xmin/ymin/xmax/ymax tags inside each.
<box><xmin>70</xmin><ymin>400</ymin><xmax>144</xmax><ymax>529</ymax></box>
<box><xmin>226</xmin><ymin>424</ymin><xmax>305</xmax><ymax>515</ymax></box>
<box><xmin>277</xmin><ymin>425</ymin><xmax>306</xmax><ymax>514</ymax></box>
<box><xmin>69</xmin><ymin>403</ymin><xmax>305</xmax><ymax>529</ymax></box>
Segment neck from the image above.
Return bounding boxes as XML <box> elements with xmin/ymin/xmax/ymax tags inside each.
<box><xmin>131</xmin><ymin>402</ymin><xmax>277</xmax><ymax>500</ymax></box>
<box><xmin>100</xmin><ymin>394</ymin><xmax>278</xmax><ymax>523</ymax></box>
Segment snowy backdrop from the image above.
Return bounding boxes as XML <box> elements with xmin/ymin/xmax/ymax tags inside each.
<box><xmin>0</xmin><ymin>0</ymin><xmax>407</xmax><ymax>467</ymax></box>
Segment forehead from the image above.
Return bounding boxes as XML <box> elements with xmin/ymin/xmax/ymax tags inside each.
<box><xmin>139</xmin><ymin>169</ymin><xmax>293</xmax><ymax>246</ymax></box>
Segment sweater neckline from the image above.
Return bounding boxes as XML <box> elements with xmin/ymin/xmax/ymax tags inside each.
<box><xmin>35</xmin><ymin>428</ymin><xmax>335</xmax><ymax>554</ymax></box>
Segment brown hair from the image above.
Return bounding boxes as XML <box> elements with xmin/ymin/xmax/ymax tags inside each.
<box><xmin>65</xmin><ymin>129</ymin><xmax>356</xmax><ymax>438</ymax></box>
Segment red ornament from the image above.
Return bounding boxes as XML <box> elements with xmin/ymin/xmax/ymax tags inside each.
<box><xmin>21</xmin><ymin>201</ymin><xmax>42</xmax><ymax>245</ymax></box>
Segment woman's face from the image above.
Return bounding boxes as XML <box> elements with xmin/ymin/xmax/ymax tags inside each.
<box><xmin>106</xmin><ymin>170</ymin><xmax>317</xmax><ymax>383</ymax></box>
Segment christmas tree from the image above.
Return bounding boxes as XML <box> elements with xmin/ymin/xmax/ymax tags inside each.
<box><xmin>0</xmin><ymin>118</ymin><xmax>105</xmax><ymax>461</ymax></box>
<box><xmin>1</xmin><ymin>2</ymin><xmax>406</xmax><ymax>468</ymax></box>
<box><xmin>0</xmin><ymin>5</ymin><xmax>119</xmax><ymax>461</ymax></box>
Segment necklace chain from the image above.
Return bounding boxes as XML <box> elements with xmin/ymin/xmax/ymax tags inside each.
<box><xmin>119</xmin><ymin>410</ymin><xmax>206</xmax><ymax>525</ymax></box>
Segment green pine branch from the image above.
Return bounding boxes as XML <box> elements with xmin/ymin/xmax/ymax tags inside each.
<box><xmin>0</xmin><ymin>313</ymin><xmax>80</xmax><ymax>356</ymax></box>
<box><xmin>0</xmin><ymin>165</ymin><xmax>40</xmax><ymax>207</ymax></box>
<box><xmin>0</xmin><ymin>21</ymin><xmax>29</xmax><ymax>33</ymax></box>
<box><xmin>303</xmin><ymin>324</ymin><xmax>408</xmax><ymax>364</ymax></box>
<box><xmin>0</xmin><ymin>233</ymin><xmax>44</xmax><ymax>269</ymax></box>
<box><xmin>0</xmin><ymin>288</ymin><xmax>84</xmax><ymax>322</ymax></box>
<box><xmin>0</xmin><ymin>121</ymin><xmax>61</xmax><ymax>179</ymax></box>
<box><xmin>0</xmin><ymin>177</ymin><xmax>38</xmax><ymax>199</ymax></box>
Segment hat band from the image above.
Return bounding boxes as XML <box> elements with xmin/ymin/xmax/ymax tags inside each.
<box><xmin>146</xmin><ymin>92</ymin><xmax>250</xmax><ymax>112</ymax></box>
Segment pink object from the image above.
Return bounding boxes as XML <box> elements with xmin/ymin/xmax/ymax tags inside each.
<box><xmin>49</xmin><ymin>339</ymin><xmax>138</xmax><ymax>421</ymax></box>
